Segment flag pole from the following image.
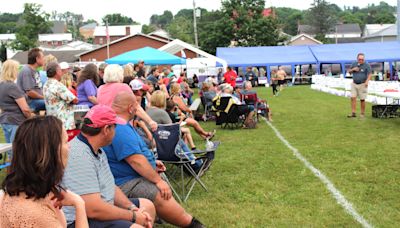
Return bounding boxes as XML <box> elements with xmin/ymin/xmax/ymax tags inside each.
<box><xmin>106</xmin><ymin>19</ymin><xmax>110</xmax><ymax>60</ymax></box>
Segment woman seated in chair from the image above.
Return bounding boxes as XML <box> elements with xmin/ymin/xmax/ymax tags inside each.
<box><xmin>169</xmin><ymin>83</ymin><xmax>215</xmax><ymax>139</ymax></box>
<box><xmin>220</xmin><ymin>83</ymin><xmax>255</xmax><ymax>127</ymax></box>
<box><xmin>147</xmin><ymin>91</ymin><xmax>203</xmax><ymax>170</ymax></box>
<box><xmin>0</xmin><ymin>116</ymin><xmax>88</xmax><ymax>228</ymax></box>
<box><xmin>147</xmin><ymin>91</ymin><xmax>196</xmax><ymax>151</ymax></box>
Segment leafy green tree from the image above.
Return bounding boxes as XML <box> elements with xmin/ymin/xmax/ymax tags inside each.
<box><xmin>141</xmin><ymin>24</ymin><xmax>157</xmax><ymax>34</ymax></box>
<box><xmin>275</xmin><ymin>7</ymin><xmax>304</xmax><ymax>35</ymax></box>
<box><xmin>0</xmin><ymin>12</ymin><xmax>21</xmax><ymax>33</ymax></box>
<box><xmin>167</xmin><ymin>16</ymin><xmax>194</xmax><ymax>43</ymax></box>
<box><xmin>12</xmin><ymin>3</ymin><xmax>52</xmax><ymax>51</ymax></box>
<box><xmin>102</xmin><ymin>13</ymin><xmax>139</xmax><ymax>25</ymax></box>
<box><xmin>150</xmin><ymin>10</ymin><xmax>173</xmax><ymax>29</ymax></box>
<box><xmin>304</xmin><ymin>0</ymin><xmax>337</xmax><ymax>41</ymax></box>
<box><xmin>198</xmin><ymin>10</ymin><xmax>233</xmax><ymax>54</ymax></box>
<box><xmin>220</xmin><ymin>0</ymin><xmax>281</xmax><ymax>47</ymax></box>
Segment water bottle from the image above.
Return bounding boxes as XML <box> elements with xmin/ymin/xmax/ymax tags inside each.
<box><xmin>205</xmin><ymin>139</ymin><xmax>214</xmax><ymax>151</ymax></box>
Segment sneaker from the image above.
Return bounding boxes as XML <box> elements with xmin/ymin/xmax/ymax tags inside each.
<box><xmin>360</xmin><ymin>113</ymin><xmax>365</xmax><ymax>118</ymax></box>
<box><xmin>347</xmin><ymin>113</ymin><xmax>356</xmax><ymax>118</ymax></box>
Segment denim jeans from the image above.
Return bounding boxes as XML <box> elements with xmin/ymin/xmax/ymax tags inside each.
<box><xmin>28</xmin><ymin>99</ymin><xmax>46</xmax><ymax>112</ymax></box>
<box><xmin>1</xmin><ymin>123</ymin><xmax>17</xmax><ymax>162</ymax></box>
<box><xmin>178</xmin><ymin>139</ymin><xmax>203</xmax><ymax>168</ymax></box>
<box><xmin>1</xmin><ymin>123</ymin><xmax>18</xmax><ymax>143</ymax></box>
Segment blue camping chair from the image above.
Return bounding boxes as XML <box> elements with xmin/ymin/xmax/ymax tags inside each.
<box><xmin>153</xmin><ymin>123</ymin><xmax>220</xmax><ymax>202</ymax></box>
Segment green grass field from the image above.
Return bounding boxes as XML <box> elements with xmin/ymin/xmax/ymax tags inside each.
<box><xmin>1</xmin><ymin>86</ymin><xmax>399</xmax><ymax>227</ymax></box>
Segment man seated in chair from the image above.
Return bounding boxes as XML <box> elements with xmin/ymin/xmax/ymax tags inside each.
<box><xmin>102</xmin><ymin>91</ymin><xmax>205</xmax><ymax>228</ymax></box>
<box><xmin>220</xmin><ymin>83</ymin><xmax>255</xmax><ymax>126</ymax></box>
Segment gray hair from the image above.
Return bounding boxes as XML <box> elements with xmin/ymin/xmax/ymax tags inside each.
<box><xmin>46</xmin><ymin>62</ymin><xmax>60</xmax><ymax>78</ymax></box>
<box><xmin>104</xmin><ymin>64</ymin><xmax>124</xmax><ymax>83</ymax></box>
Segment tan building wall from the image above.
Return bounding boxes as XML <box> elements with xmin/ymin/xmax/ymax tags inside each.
<box><xmin>288</xmin><ymin>36</ymin><xmax>321</xmax><ymax>46</ymax></box>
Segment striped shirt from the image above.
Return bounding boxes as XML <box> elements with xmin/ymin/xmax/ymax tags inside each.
<box><xmin>61</xmin><ymin>134</ymin><xmax>115</xmax><ymax>224</ymax></box>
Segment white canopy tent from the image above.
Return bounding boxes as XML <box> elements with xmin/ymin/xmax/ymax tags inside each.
<box><xmin>158</xmin><ymin>39</ymin><xmax>227</xmax><ymax>78</ymax></box>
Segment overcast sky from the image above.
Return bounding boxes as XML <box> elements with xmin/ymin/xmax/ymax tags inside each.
<box><xmin>1</xmin><ymin>0</ymin><xmax>398</xmax><ymax>25</ymax></box>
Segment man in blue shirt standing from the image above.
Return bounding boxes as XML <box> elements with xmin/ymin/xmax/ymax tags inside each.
<box><xmin>347</xmin><ymin>53</ymin><xmax>371</xmax><ymax>118</ymax></box>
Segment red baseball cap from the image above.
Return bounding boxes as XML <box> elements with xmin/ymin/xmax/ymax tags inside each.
<box><xmin>84</xmin><ymin>105</ymin><xmax>126</xmax><ymax>128</ymax></box>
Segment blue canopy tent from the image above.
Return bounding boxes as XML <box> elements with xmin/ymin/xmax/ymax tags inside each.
<box><xmin>309</xmin><ymin>41</ymin><xmax>400</xmax><ymax>78</ymax></box>
<box><xmin>216</xmin><ymin>45</ymin><xmax>317</xmax><ymax>82</ymax></box>
<box><xmin>105</xmin><ymin>46</ymin><xmax>186</xmax><ymax>65</ymax></box>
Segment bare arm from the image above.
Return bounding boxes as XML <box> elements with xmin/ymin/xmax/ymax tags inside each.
<box><xmin>88</xmin><ymin>96</ymin><xmax>98</xmax><ymax>105</ymax></box>
<box><xmin>125</xmin><ymin>154</ymin><xmax>172</xmax><ymax>200</ymax></box>
<box><xmin>26</xmin><ymin>90</ymin><xmax>44</xmax><ymax>99</ymax></box>
<box><xmin>173</xmin><ymin>96</ymin><xmax>191</xmax><ymax>114</ymax></box>
<box><xmin>15</xmin><ymin>97</ymin><xmax>34</xmax><ymax>118</ymax></box>
<box><xmin>80</xmin><ymin>193</ymin><xmax>134</xmax><ymax>221</ymax></box>
<box><xmin>125</xmin><ymin>155</ymin><xmax>162</xmax><ymax>184</ymax></box>
<box><xmin>114</xmin><ymin>186</ymin><xmax>136</xmax><ymax>210</ymax></box>
<box><xmin>136</xmin><ymin>105</ymin><xmax>157</xmax><ymax>131</ymax></box>
<box><xmin>137</xmin><ymin>120</ymin><xmax>154</xmax><ymax>147</ymax></box>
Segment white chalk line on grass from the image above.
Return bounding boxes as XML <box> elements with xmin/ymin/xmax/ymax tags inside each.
<box><xmin>262</xmin><ymin>118</ymin><xmax>373</xmax><ymax>228</ymax></box>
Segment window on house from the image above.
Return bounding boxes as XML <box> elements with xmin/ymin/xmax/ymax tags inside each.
<box><xmin>99</xmin><ymin>38</ymin><xmax>104</xmax><ymax>44</ymax></box>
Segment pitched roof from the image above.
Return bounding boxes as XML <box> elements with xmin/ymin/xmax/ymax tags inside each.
<box><xmin>288</xmin><ymin>33</ymin><xmax>322</xmax><ymax>44</ymax></box>
<box><xmin>334</xmin><ymin>24</ymin><xmax>361</xmax><ymax>34</ymax></box>
<box><xmin>80</xmin><ymin>23</ymin><xmax>97</xmax><ymax>30</ymax></box>
<box><xmin>365</xmin><ymin>24</ymin><xmax>397</xmax><ymax>38</ymax></box>
<box><xmin>93</xmin><ymin>25</ymin><xmax>142</xmax><ymax>36</ymax></box>
<box><xmin>299</xmin><ymin>24</ymin><xmax>362</xmax><ymax>35</ymax></box>
<box><xmin>51</xmin><ymin>21</ymin><xmax>67</xmax><ymax>33</ymax></box>
<box><xmin>364</xmin><ymin>24</ymin><xmax>393</xmax><ymax>36</ymax></box>
<box><xmin>77</xmin><ymin>33</ymin><xmax>170</xmax><ymax>57</ymax></box>
<box><xmin>298</xmin><ymin>25</ymin><xmax>316</xmax><ymax>35</ymax></box>
<box><xmin>12</xmin><ymin>50</ymin><xmax>83</xmax><ymax>64</ymax></box>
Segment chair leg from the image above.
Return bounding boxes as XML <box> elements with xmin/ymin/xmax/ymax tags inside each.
<box><xmin>183</xmin><ymin>163</ymin><xmax>208</xmax><ymax>202</ymax></box>
<box><xmin>161</xmin><ymin>172</ymin><xmax>182</xmax><ymax>203</ymax></box>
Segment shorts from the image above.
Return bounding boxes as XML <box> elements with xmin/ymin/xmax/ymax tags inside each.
<box><xmin>351</xmin><ymin>83</ymin><xmax>368</xmax><ymax>100</ymax></box>
<box><xmin>278</xmin><ymin>80</ymin><xmax>285</xmax><ymax>85</ymax></box>
<box><xmin>119</xmin><ymin>177</ymin><xmax>159</xmax><ymax>202</ymax></box>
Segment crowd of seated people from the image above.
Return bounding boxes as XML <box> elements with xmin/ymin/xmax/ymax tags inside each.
<box><xmin>1</xmin><ymin>47</ymin><xmax>222</xmax><ymax>227</ymax></box>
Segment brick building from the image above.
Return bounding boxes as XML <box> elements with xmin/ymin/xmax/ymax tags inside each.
<box><xmin>78</xmin><ymin>33</ymin><xmax>196</xmax><ymax>62</ymax></box>
<box><xmin>93</xmin><ymin>25</ymin><xmax>142</xmax><ymax>45</ymax></box>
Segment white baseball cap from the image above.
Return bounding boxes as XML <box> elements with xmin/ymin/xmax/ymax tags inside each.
<box><xmin>59</xmin><ymin>62</ymin><xmax>70</xmax><ymax>70</ymax></box>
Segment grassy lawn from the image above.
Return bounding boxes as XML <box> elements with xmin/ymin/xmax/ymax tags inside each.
<box><xmin>1</xmin><ymin>86</ymin><xmax>399</xmax><ymax>227</ymax></box>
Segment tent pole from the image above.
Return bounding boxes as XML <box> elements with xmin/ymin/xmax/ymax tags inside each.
<box><xmin>291</xmin><ymin>65</ymin><xmax>295</xmax><ymax>85</ymax></box>
<box><xmin>341</xmin><ymin>63</ymin><xmax>346</xmax><ymax>78</ymax></box>
<box><xmin>266</xmin><ymin>65</ymin><xmax>271</xmax><ymax>85</ymax></box>
<box><xmin>389</xmin><ymin>61</ymin><xmax>393</xmax><ymax>80</ymax></box>
<box><xmin>316</xmin><ymin>63</ymin><xmax>320</xmax><ymax>75</ymax></box>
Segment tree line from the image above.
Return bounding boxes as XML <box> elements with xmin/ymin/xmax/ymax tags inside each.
<box><xmin>0</xmin><ymin>1</ymin><xmax>396</xmax><ymax>54</ymax></box>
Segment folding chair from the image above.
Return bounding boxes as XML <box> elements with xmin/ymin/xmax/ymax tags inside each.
<box><xmin>153</xmin><ymin>123</ymin><xmax>219</xmax><ymax>202</ymax></box>
<box><xmin>242</xmin><ymin>92</ymin><xmax>268</xmax><ymax>122</ymax></box>
<box><xmin>200</xmin><ymin>93</ymin><xmax>215</xmax><ymax>121</ymax></box>
<box><xmin>212</xmin><ymin>96</ymin><xmax>245</xmax><ymax>129</ymax></box>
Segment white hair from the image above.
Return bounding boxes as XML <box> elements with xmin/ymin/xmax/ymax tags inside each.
<box><xmin>244</xmin><ymin>81</ymin><xmax>252</xmax><ymax>89</ymax></box>
<box><xmin>104</xmin><ymin>64</ymin><xmax>124</xmax><ymax>83</ymax></box>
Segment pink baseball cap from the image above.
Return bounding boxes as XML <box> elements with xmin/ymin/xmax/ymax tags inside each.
<box><xmin>130</xmin><ymin>79</ymin><xmax>149</xmax><ymax>91</ymax></box>
<box><xmin>84</xmin><ymin>105</ymin><xmax>126</xmax><ymax>128</ymax></box>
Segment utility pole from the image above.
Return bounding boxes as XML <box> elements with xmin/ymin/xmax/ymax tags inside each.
<box><xmin>397</xmin><ymin>0</ymin><xmax>400</xmax><ymax>41</ymax></box>
<box><xmin>193</xmin><ymin>0</ymin><xmax>199</xmax><ymax>47</ymax></box>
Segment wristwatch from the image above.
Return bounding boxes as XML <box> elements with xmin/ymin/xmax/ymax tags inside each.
<box><xmin>127</xmin><ymin>204</ymin><xmax>136</xmax><ymax>211</ymax></box>
<box><xmin>131</xmin><ymin>210</ymin><xmax>136</xmax><ymax>223</ymax></box>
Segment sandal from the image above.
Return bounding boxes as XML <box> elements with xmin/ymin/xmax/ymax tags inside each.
<box><xmin>206</xmin><ymin>129</ymin><xmax>216</xmax><ymax>140</ymax></box>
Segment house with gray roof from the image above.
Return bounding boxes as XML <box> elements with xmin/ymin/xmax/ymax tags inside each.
<box><xmin>363</xmin><ymin>24</ymin><xmax>397</xmax><ymax>42</ymax></box>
